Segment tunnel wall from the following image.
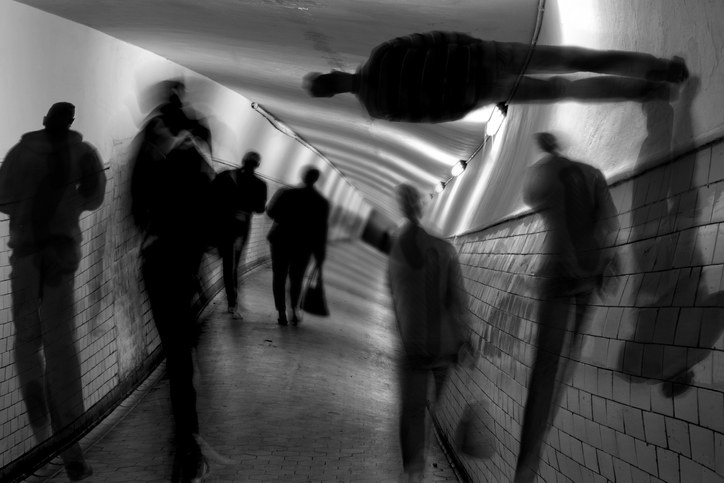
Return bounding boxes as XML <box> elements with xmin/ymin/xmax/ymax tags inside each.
<box><xmin>0</xmin><ymin>2</ymin><xmax>369</xmax><ymax>479</ymax></box>
<box><xmin>435</xmin><ymin>136</ymin><xmax>724</xmax><ymax>482</ymax></box>
<box><xmin>425</xmin><ymin>0</ymin><xmax>724</xmax><ymax>239</ymax></box>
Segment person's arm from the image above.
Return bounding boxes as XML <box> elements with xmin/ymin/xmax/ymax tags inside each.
<box><xmin>266</xmin><ymin>189</ymin><xmax>285</xmax><ymax>221</ymax></box>
<box><xmin>78</xmin><ymin>144</ymin><xmax>107</xmax><ymax>212</ymax></box>
<box><xmin>0</xmin><ymin>144</ymin><xmax>21</xmax><ymax>215</ymax></box>
<box><xmin>594</xmin><ymin>172</ymin><xmax>620</xmax><ymax>242</ymax></box>
<box><xmin>447</xmin><ymin>247</ymin><xmax>474</xmax><ymax>363</ymax></box>
<box><xmin>314</xmin><ymin>199</ymin><xmax>329</xmax><ymax>265</ymax></box>
<box><xmin>594</xmin><ymin>172</ymin><xmax>621</xmax><ymax>293</ymax></box>
<box><xmin>253</xmin><ymin>180</ymin><xmax>268</xmax><ymax>214</ymax></box>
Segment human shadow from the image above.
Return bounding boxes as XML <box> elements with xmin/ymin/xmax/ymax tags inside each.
<box><xmin>618</xmin><ymin>76</ymin><xmax>724</xmax><ymax>397</ymax></box>
<box><xmin>514</xmin><ymin>133</ymin><xmax>620</xmax><ymax>483</ymax></box>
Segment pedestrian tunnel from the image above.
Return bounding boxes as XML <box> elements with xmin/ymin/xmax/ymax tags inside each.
<box><xmin>1</xmin><ymin>1</ymin><xmax>723</xmax><ymax>481</ymax></box>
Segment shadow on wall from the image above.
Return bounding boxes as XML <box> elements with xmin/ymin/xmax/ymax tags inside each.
<box><xmin>618</xmin><ymin>77</ymin><xmax>724</xmax><ymax>397</ymax></box>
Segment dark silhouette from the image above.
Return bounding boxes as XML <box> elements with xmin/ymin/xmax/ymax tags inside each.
<box><xmin>387</xmin><ymin>184</ymin><xmax>469</xmax><ymax>482</ymax></box>
<box><xmin>266</xmin><ymin>167</ymin><xmax>329</xmax><ymax>326</ymax></box>
<box><xmin>618</xmin><ymin>76</ymin><xmax>724</xmax><ymax>397</ymax></box>
<box><xmin>211</xmin><ymin>151</ymin><xmax>267</xmax><ymax>319</ymax></box>
<box><xmin>130</xmin><ymin>81</ymin><xmax>215</xmax><ymax>482</ymax></box>
<box><xmin>0</xmin><ymin>102</ymin><xmax>106</xmax><ymax>481</ymax></box>
<box><xmin>305</xmin><ymin>31</ymin><xmax>688</xmax><ymax>123</ymax></box>
<box><xmin>514</xmin><ymin>133</ymin><xmax>619</xmax><ymax>483</ymax></box>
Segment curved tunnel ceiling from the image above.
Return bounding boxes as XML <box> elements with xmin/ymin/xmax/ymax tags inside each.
<box><xmin>16</xmin><ymin>0</ymin><xmax>540</xmax><ymax>222</ymax></box>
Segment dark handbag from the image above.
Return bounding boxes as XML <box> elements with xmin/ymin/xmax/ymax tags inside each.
<box><xmin>302</xmin><ymin>266</ymin><xmax>329</xmax><ymax>316</ymax></box>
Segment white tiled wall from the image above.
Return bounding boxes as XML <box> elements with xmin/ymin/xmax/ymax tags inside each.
<box><xmin>437</xmin><ymin>138</ymin><xmax>724</xmax><ymax>482</ymax></box>
<box><xmin>0</xmin><ymin>142</ymin><xmax>290</xmax><ymax>475</ymax></box>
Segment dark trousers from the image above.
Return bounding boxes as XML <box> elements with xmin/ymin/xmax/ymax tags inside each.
<box><xmin>11</xmin><ymin>241</ymin><xmax>86</xmax><ymax>469</ymax></box>
<box><xmin>270</xmin><ymin>242</ymin><xmax>311</xmax><ymax>312</ymax></box>
<box><xmin>515</xmin><ymin>289</ymin><xmax>592</xmax><ymax>481</ymax></box>
<box><xmin>486</xmin><ymin>41</ymin><xmax>677</xmax><ymax>104</ymax></box>
<box><xmin>141</xmin><ymin>240</ymin><xmax>202</xmax><ymax>468</ymax></box>
<box><xmin>219</xmin><ymin>222</ymin><xmax>250</xmax><ymax>309</ymax></box>
<box><xmin>398</xmin><ymin>358</ymin><xmax>450</xmax><ymax>474</ymax></box>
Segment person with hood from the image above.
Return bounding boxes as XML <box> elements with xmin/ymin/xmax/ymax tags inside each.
<box><xmin>0</xmin><ymin>102</ymin><xmax>106</xmax><ymax>481</ymax></box>
<box><xmin>387</xmin><ymin>183</ymin><xmax>469</xmax><ymax>482</ymax></box>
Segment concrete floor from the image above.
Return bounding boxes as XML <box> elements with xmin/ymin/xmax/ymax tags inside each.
<box><xmin>38</xmin><ymin>241</ymin><xmax>459</xmax><ymax>482</ymax></box>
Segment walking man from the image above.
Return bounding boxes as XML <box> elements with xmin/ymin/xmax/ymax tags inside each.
<box><xmin>130</xmin><ymin>81</ymin><xmax>215</xmax><ymax>482</ymax></box>
<box><xmin>0</xmin><ymin>102</ymin><xmax>106</xmax><ymax>481</ymax></box>
<box><xmin>267</xmin><ymin>167</ymin><xmax>329</xmax><ymax>326</ymax></box>
<box><xmin>515</xmin><ymin>133</ymin><xmax>619</xmax><ymax>483</ymax></box>
<box><xmin>305</xmin><ymin>31</ymin><xmax>688</xmax><ymax>123</ymax></box>
<box><xmin>212</xmin><ymin>151</ymin><xmax>267</xmax><ymax>319</ymax></box>
<box><xmin>387</xmin><ymin>183</ymin><xmax>469</xmax><ymax>482</ymax></box>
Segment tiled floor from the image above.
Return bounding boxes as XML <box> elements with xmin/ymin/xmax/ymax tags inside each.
<box><xmin>38</xmin><ymin>242</ymin><xmax>459</xmax><ymax>482</ymax></box>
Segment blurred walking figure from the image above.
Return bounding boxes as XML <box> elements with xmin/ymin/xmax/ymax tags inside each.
<box><xmin>514</xmin><ymin>133</ymin><xmax>619</xmax><ymax>483</ymax></box>
<box><xmin>0</xmin><ymin>102</ymin><xmax>105</xmax><ymax>481</ymax></box>
<box><xmin>305</xmin><ymin>31</ymin><xmax>688</xmax><ymax>123</ymax></box>
<box><xmin>387</xmin><ymin>184</ymin><xmax>468</xmax><ymax>482</ymax></box>
<box><xmin>266</xmin><ymin>167</ymin><xmax>329</xmax><ymax>326</ymax></box>
<box><xmin>130</xmin><ymin>80</ymin><xmax>215</xmax><ymax>483</ymax></box>
<box><xmin>212</xmin><ymin>151</ymin><xmax>267</xmax><ymax>319</ymax></box>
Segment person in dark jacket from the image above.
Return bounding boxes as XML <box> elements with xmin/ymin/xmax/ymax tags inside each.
<box><xmin>514</xmin><ymin>133</ymin><xmax>619</xmax><ymax>483</ymax></box>
<box><xmin>305</xmin><ymin>31</ymin><xmax>688</xmax><ymax>123</ymax></box>
<box><xmin>267</xmin><ymin>167</ymin><xmax>329</xmax><ymax>326</ymax></box>
<box><xmin>211</xmin><ymin>151</ymin><xmax>267</xmax><ymax>319</ymax></box>
<box><xmin>130</xmin><ymin>82</ymin><xmax>215</xmax><ymax>483</ymax></box>
<box><xmin>0</xmin><ymin>102</ymin><xmax>106</xmax><ymax>481</ymax></box>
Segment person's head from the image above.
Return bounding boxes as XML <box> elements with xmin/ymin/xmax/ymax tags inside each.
<box><xmin>535</xmin><ymin>132</ymin><xmax>560</xmax><ymax>154</ymax></box>
<box><xmin>303</xmin><ymin>71</ymin><xmax>354</xmax><ymax>97</ymax></box>
<box><xmin>166</xmin><ymin>79</ymin><xmax>186</xmax><ymax>108</ymax></box>
<box><xmin>43</xmin><ymin>102</ymin><xmax>75</xmax><ymax>132</ymax></box>
<box><xmin>302</xmin><ymin>167</ymin><xmax>321</xmax><ymax>187</ymax></box>
<box><xmin>396</xmin><ymin>184</ymin><xmax>423</xmax><ymax>222</ymax></box>
<box><xmin>242</xmin><ymin>151</ymin><xmax>261</xmax><ymax>170</ymax></box>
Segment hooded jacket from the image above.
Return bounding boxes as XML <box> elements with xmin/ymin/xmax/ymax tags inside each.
<box><xmin>0</xmin><ymin>129</ymin><xmax>106</xmax><ymax>250</ymax></box>
<box><xmin>388</xmin><ymin>222</ymin><xmax>467</xmax><ymax>366</ymax></box>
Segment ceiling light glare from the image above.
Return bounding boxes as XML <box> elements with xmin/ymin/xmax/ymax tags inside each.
<box><xmin>485</xmin><ymin>103</ymin><xmax>508</xmax><ymax>137</ymax></box>
<box><xmin>434</xmin><ymin>181</ymin><xmax>446</xmax><ymax>194</ymax></box>
<box><xmin>461</xmin><ymin>105</ymin><xmax>494</xmax><ymax>123</ymax></box>
<box><xmin>450</xmin><ymin>160</ymin><xmax>467</xmax><ymax>177</ymax></box>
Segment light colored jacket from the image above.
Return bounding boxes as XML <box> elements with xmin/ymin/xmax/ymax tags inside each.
<box><xmin>388</xmin><ymin>221</ymin><xmax>468</xmax><ymax>366</ymax></box>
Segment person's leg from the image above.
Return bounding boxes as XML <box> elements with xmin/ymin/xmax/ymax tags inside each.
<box><xmin>510</xmin><ymin>75</ymin><xmax>671</xmax><ymax>103</ymax></box>
<box><xmin>270</xmin><ymin>243</ymin><xmax>290</xmax><ymax>324</ymax></box>
<box><xmin>515</xmin><ymin>295</ymin><xmax>571</xmax><ymax>483</ymax></box>
<box><xmin>399</xmin><ymin>360</ymin><xmax>428</xmax><ymax>478</ymax></box>
<box><xmin>40</xmin><ymin>240</ymin><xmax>91</xmax><ymax>480</ymax></box>
<box><xmin>230</xmin><ymin>221</ymin><xmax>250</xmax><ymax>318</ymax></box>
<box><xmin>527</xmin><ymin>45</ymin><xmax>687</xmax><ymax>82</ymax></box>
<box><xmin>10</xmin><ymin>251</ymin><xmax>49</xmax><ymax>441</ymax></box>
<box><xmin>431</xmin><ymin>364</ymin><xmax>451</xmax><ymax>400</ymax></box>
<box><xmin>289</xmin><ymin>251</ymin><xmax>312</xmax><ymax>322</ymax></box>
<box><xmin>142</xmin><ymin>243</ymin><xmax>203</xmax><ymax>480</ymax></box>
<box><xmin>495</xmin><ymin>41</ymin><xmax>686</xmax><ymax>81</ymax></box>
<box><xmin>228</xmin><ymin>233</ymin><xmax>244</xmax><ymax>317</ymax></box>
<box><xmin>219</xmin><ymin>233</ymin><xmax>237</xmax><ymax>311</ymax></box>
<box><xmin>486</xmin><ymin>41</ymin><xmax>684</xmax><ymax>104</ymax></box>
